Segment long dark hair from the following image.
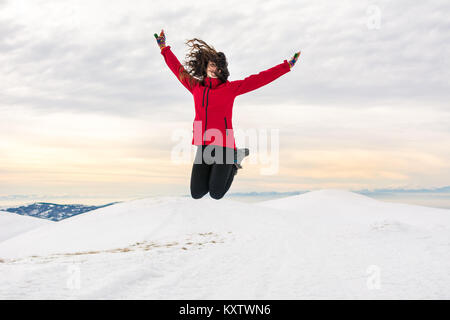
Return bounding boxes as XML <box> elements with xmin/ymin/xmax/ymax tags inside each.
<box><xmin>179</xmin><ymin>38</ymin><xmax>230</xmax><ymax>87</ymax></box>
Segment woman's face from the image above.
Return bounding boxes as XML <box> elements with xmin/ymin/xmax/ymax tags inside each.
<box><xmin>206</xmin><ymin>61</ymin><xmax>219</xmax><ymax>78</ymax></box>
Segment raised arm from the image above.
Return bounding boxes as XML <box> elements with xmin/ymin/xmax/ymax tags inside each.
<box><xmin>155</xmin><ymin>29</ymin><xmax>197</xmax><ymax>94</ymax></box>
<box><xmin>230</xmin><ymin>51</ymin><xmax>301</xmax><ymax>96</ymax></box>
<box><xmin>230</xmin><ymin>60</ymin><xmax>290</xmax><ymax>96</ymax></box>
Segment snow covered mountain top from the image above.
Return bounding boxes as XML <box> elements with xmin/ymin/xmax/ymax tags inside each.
<box><xmin>259</xmin><ymin>188</ymin><xmax>450</xmax><ymax>228</ymax></box>
<box><xmin>0</xmin><ymin>196</ymin><xmax>283</xmax><ymax>259</ymax></box>
<box><xmin>1</xmin><ymin>189</ymin><xmax>449</xmax><ymax>259</ymax></box>
<box><xmin>1</xmin><ymin>189</ymin><xmax>449</xmax><ymax>299</ymax></box>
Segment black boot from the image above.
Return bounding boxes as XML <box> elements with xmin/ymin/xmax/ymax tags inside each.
<box><xmin>233</xmin><ymin>148</ymin><xmax>250</xmax><ymax>175</ymax></box>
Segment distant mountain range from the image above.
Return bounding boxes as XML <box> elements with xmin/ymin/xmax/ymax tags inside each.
<box><xmin>4</xmin><ymin>202</ymin><xmax>120</xmax><ymax>221</ymax></box>
<box><xmin>3</xmin><ymin>186</ymin><xmax>450</xmax><ymax>222</ymax></box>
<box><xmin>227</xmin><ymin>186</ymin><xmax>450</xmax><ymax>197</ymax></box>
<box><xmin>356</xmin><ymin>186</ymin><xmax>450</xmax><ymax>194</ymax></box>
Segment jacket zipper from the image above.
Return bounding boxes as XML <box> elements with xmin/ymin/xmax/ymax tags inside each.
<box><xmin>224</xmin><ymin>117</ymin><xmax>228</xmax><ymax>136</ymax></box>
<box><xmin>202</xmin><ymin>86</ymin><xmax>207</xmax><ymax>108</ymax></box>
<box><xmin>204</xmin><ymin>81</ymin><xmax>211</xmax><ymax>137</ymax></box>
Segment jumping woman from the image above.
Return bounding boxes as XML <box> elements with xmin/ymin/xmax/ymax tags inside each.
<box><xmin>154</xmin><ymin>29</ymin><xmax>300</xmax><ymax>200</ymax></box>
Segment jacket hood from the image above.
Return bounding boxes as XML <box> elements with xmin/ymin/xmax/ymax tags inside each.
<box><xmin>203</xmin><ymin>76</ymin><xmax>225</xmax><ymax>89</ymax></box>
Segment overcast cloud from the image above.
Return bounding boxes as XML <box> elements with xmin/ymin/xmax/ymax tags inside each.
<box><xmin>1</xmin><ymin>0</ymin><xmax>449</xmax><ymax>116</ymax></box>
<box><xmin>1</xmin><ymin>0</ymin><xmax>449</xmax><ymax>199</ymax></box>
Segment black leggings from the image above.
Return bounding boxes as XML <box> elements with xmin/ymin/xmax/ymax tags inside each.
<box><xmin>190</xmin><ymin>145</ymin><xmax>238</xmax><ymax>200</ymax></box>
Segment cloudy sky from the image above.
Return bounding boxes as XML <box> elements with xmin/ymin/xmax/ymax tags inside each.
<box><xmin>1</xmin><ymin>0</ymin><xmax>450</xmax><ymax>203</ymax></box>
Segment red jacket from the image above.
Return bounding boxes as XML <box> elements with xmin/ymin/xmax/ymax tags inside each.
<box><xmin>160</xmin><ymin>45</ymin><xmax>291</xmax><ymax>150</ymax></box>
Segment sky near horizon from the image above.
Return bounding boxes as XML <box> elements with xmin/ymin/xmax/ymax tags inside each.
<box><xmin>1</xmin><ymin>0</ymin><xmax>450</xmax><ymax>201</ymax></box>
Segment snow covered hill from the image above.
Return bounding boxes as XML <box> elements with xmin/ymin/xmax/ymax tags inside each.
<box><xmin>0</xmin><ymin>189</ymin><xmax>449</xmax><ymax>299</ymax></box>
<box><xmin>0</xmin><ymin>210</ymin><xmax>53</xmax><ymax>243</ymax></box>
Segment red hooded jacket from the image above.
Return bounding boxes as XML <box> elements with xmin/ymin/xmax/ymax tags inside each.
<box><xmin>160</xmin><ymin>45</ymin><xmax>291</xmax><ymax>150</ymax></box>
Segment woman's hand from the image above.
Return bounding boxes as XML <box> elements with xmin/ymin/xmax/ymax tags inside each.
<box><xmin>288</xmin><ymin>51</ymin><xmax>301</xmax><ymax>69</ymax></box>
<box><xmin>154</xmin><ymin>29</ymin><xmax>166</xmax><ymax>50</ymax></box>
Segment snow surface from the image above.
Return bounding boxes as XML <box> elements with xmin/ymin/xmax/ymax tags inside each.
<box><xmin>0</xmin><ymin>189</ymin><xmax>449</xmax><ymax>299</ymax></box>
<box><xmin>0</xmin><ymin>210</ymin><xmax>53</xmax><ymax>243</ymax></box>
